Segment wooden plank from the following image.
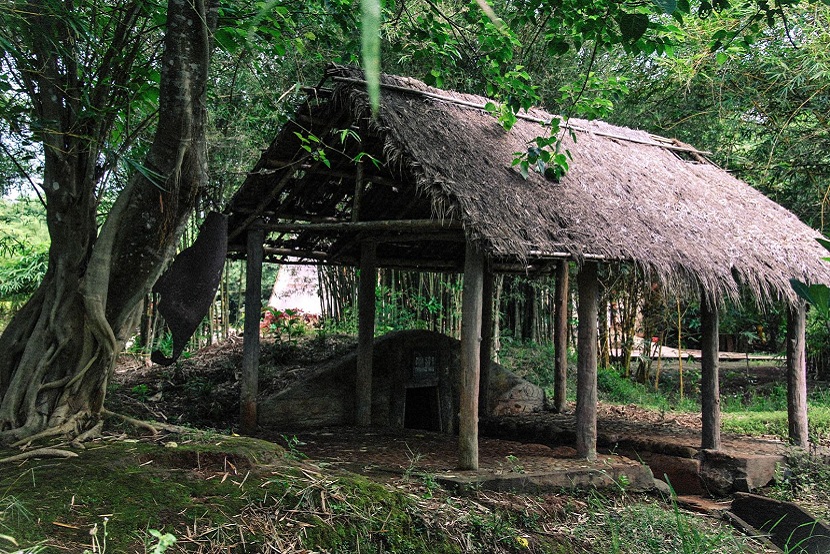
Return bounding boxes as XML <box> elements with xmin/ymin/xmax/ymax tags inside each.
<box><xmin>700</xmin><ymin>294</ymin><xmax>721</xmax><ymax>450</ymax></box>
<box><xmin>355</xmin><ymin>242</ymin><xmax>377</xmax><ymax>426</ymax></box>
<box><xmin>576</xmin><ymin>262</ymin><xmax>598</xmax><ymax>461</ymax></box>
<box><xmin>787</xmin><ymin>301</ymin><xmax>809</xmax><ymax>448</ymax></box>
<box><xmin>459</xmin><ymin>241</ymin><xmax>484</xmax><ymax>470</ymax></box>
<box><xmin>240</xmin><ymin>221</ymin><xmax>264</xmax><ymax>435</ymax></box>
<box><xmin>553</xmin><ymin>260</ymin><xmax>569</xmax><ymax>413</ymax></box>
<box><xmin>479</xmin><ymin>260</ymin><xmax>494</xmax><ymax>417</ymax></box>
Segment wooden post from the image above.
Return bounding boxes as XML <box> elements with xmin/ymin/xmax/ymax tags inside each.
<box><xmin>355</xmin><ymin>241</ymin><xmax>377</xmax><ymax>426</ymax></box>
<box><xmin>787</xmin><ymin>301</ymin><xmax>809</xmax><ymax>448</ymax></box>
<box><xmin>700</xmin><ymin>293</ymin><xmax>721</xmax><ymax>450</ymax></box>
<box><xmin>240</xmin><ymin>221</ymin><xmax>264</xmax><ymax>435</ymax></box>
<box><xmin>352</xmin><ymin>161</ymin><xmax>363</xmax><ymax>223</ymax></box>
<box><xmin>553</xmin><ymin>260</ymin><xmax>570</xmax><ymax>413</ymax></box>
<box><xmin>459</xmin><ymin>241</ymin><xmax>484</xmax><ymax>470</ymax></box>
<box><xmin>479</xmin><ymin>261</ymin><xmax>494</xmax><ymax>417</ymax></box>
<box><xmin>576</xmin><ymin>262</ymin><xmax>599</xmax><ymax>461</ymax></box>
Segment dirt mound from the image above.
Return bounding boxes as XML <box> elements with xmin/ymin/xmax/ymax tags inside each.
<box><xmin>111</xmin><ymin>334</ymin><xmax>357</xmax><ymax>429</ymax></box>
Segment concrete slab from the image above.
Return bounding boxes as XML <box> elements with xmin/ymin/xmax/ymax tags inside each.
<box><xmin>482</xmin><ymin>412</ymin><xmax>788</xmax><ymax>496</ymax></box>
<box><xmin>436</xmin><ymin>457</ymin><xmax>655</xmax><ymax>495</ymax></box>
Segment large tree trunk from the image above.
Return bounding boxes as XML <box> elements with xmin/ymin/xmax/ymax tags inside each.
<box><xmin>0</xmin><ymin>0</ymin><xmax>217</xmax><ymax>445</ymax></box>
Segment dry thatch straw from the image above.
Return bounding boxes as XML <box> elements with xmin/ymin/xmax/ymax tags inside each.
<box><xmin>228</xmin><ymin>64</ymin><xmax>830</xmax><ymax>307</ymax></box>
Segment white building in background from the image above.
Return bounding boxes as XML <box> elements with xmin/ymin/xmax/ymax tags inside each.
<box><xmin>268</xmin><ymin>265</ymin><xmax>321</xmax><ymax>315</ymax></box>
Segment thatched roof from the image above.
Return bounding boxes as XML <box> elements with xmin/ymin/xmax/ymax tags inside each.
<box><xmin>227</xmin><ymin>64</ymin><xmax>830</xmax><ymax>305</ymax></box>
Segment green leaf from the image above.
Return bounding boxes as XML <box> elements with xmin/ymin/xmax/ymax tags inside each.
<box><xmin>125</xmin><ymin>158</ymin><xmax>167</xmax><ymax>192</ymax></box>
<box><xmin>618</xmin><ymin>13</ymin><xmax>649</xmax><ymax>43</ymax></box>
<box><xmin>791</xmin><ymin>279</ymin><xmax>830</xmax><ymax>319</ymax></box>
<box><xmin>546</xmin><ymin>39</ymin><xmax>570</xmax><ymax>56</ymax></box>
<box><xmin>361</xmin><ymin>0</ymin><xmax>382</xmax><ymax>116</ymax></box>
<box><xmin>652</xmin><ymin>0</ymin><xmax>677</xmax><ymax>14</ymax></box>
<box><xmin>716</xmin><ymin>52</ymin><xmax>728</xmax><ymax>65</ymax></box>
<box><xmin>817</xmin><ymin>237</ymin><xmax>830</xmax><ymax>252</ymax></box>
<box><xmin>810</xmin><ymin>284</ymin><xmax>830</xmax><ymax>318</ymax></box>
<box><xmin>214</xmin><ymin>27</ymin><xmax>241</xmax><ymax>53</ymax></box>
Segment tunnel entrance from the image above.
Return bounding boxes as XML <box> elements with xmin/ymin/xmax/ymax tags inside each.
<box><xmin>404</xmin><ymin>386</ymin><xmax>441</xmax><ymax>432</ymax></box>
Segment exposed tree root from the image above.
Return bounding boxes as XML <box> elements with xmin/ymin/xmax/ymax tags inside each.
<box><xmin>0</xmin><ymin>447</ymin><xmax>78</xmax><ymax>464</ymax></box>
<box><xmin>9</xmin><ymin>419</ymin><xmax>80</xmax><ymax>448</ymax></box>
<box><xmin>102</xmin><ymin>409</ymin><xmax>195</xmax><ymax>437</ymax></box>
<box><xmin>70</xmin><ymin>420</ymin><xmax>104</xmax><ymax>448</ymax></box>
<box><xmin>103</xmin><ymin>409</ymin><xmax>160</xmax><ymax>435</ymax></box>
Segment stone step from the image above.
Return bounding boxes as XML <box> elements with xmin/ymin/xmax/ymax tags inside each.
<box><xmin>481</xmin><ymin>414</ymin><xmax>786</xmax><ymax>496</ymax></box>
<box><xmin>436</xmin><ymin>461</ymin><xmax>655</xmax><ymax>495</ymax></box>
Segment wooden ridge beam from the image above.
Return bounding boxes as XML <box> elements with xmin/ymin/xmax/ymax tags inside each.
<box><xmin>330</xmin><ymin>76</ymin><xmax>712</xmax><ymax>157</ymax></box>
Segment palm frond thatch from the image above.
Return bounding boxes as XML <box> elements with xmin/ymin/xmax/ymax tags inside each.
<box><xmin>227</xmin><ymin>65</ymin><xmax>830</xmax><ymax>306</ymax></box>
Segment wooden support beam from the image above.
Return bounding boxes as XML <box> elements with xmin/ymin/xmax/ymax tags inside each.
<box><xmin>228</xmin><ymin>245</ymin><xmax>331</xmax><ymax>260</ymax></box>
<box><xmin>700</xmin><ymin>294</ymin><xmax>721</xmax><ymax>450</ymax></box>
<box><xmin>355</xmin><ymin>242</ymin><xmax>377</xmax><ymax>426</ymax></box>
<box><xmin>240</xmin><ymin>221</ymin><xmax>264</xmax><ymax>435</ymax></box>
<box><xmin>576</xmin><ymin>262</ymin><xmax>599</xmax><ymax>461</ymax></box>
<box><xmin>262</xmin><ymin>219</ymin><xmax>462</xmax><ymax>233</ymax></box>
<box><xmin>479</xmin><ymin>261</ymin><xmax>494</xmax><ymax>417</ymax></box>
<box><xmin>303</xmin><ymin>165</ymin><xmax>401</xmax><ymax>189</ymax></box>
<box><xmin>229</xmin><ymin>156</ymin><xmax>313</xmax><ymax>242</ymax></box>
<box><xmin>553</xmin><ymin>260</ymin><xmax>569</xmax><ymax>413</ymax></box>
<box><xmin>787</xmin><ymin>301</ymin><xmax>809</xmax><ymax>448</ymax></box>
<box><xmin>459</xmin><ymin>241</ymin><xmax>484</xmax><ymax>470</ymax></box>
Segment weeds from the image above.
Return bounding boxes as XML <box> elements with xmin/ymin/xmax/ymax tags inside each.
<box><xmin>280</xmin><ymin>435</ymin><xmax>307</xmax><ymax>461</ymax></box>
<box><xmin>504</xmin><ymin>454</ymin><xmax>525</xmax><ymax>474</ymax></box>
<box><xmin>498</xmin><ymin>337</ymin><xmax>558</xmax><ymax>388</ymax></box>
<box><xmin>145</xmin><ymin>529</ymin><xmax>176</xmax><ymax>554</ymax></box>
<box><xmin>84</xmin><ymin>517</ymin><xmax>108</xmax><ymax>554</ymax></box>
<box><xmin>403</xmin><ymin>444</ymin><xmax>422</xmax><ymax>481</ymax></box>
<box><xmin>130</xmin><ymin>384</ymin><xmax>150</xmax><ymax>402</ymax></box>
<box><xmin>420</xmin><ymin>473</ymin><xmax>439</xmax><ymax>498</ymax></box>
<box><xmin>596</xmin><ymin>367</ymin><xmax>700</xmax><ymax>413</ymax></box>
<box><xmin>769</xmin><ymin>448</ymin><xmax>830</xmax><ymax>519</ymax></box>
<box><xmin>572</xmin><ymin>490</ymin><xmax>751</xmax><ymax>554</ymax></box>
<box><xmin>0</xmin><ymin>494</ymin><xmax>42</xmax><ymax>553</ymax></box>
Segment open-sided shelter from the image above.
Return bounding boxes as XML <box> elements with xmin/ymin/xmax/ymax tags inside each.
<box><xmin>226</xmin><ymin>64</ymin><xmax>830</xmax><ymax>469</ymax></box>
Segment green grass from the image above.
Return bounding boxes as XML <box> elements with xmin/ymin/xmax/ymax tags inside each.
<box><xmin>0</xmin><ymin>432</ymin><xmax>557</xmax><ymax>553</ymax></box>
<box><xmin>500</xmin><ymin>340</ymin><xmax>830</xmax><ymax>448</ymax></box>
<box><xmin>498</xmin><ymin>338</ymin><xmax>558</xmax><ymax>388</ymax></box>
<box><xmin>722</xmin><ymin>405</ymin><xmax>830</xmax><ymax>444</ymax></box>
<box><xmin>596</xmin><ymin>367</ymin><xmax>701</xmax><ymax>413</ymax></box>
<box><xmin>571</xmin><ymin>492</ymin><xmax>757</xmax><ymax>554</ymax></box>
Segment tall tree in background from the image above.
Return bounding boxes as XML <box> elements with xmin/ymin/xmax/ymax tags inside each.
<box><xmin>0</xmin><ymin>0</ymin><xmax>217</xmax><ymax>444</ymax></box>
<box><xmin>609</xmin><ymin>3</ymin><xmax>830</xmax><ymax>228</ymax></box>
